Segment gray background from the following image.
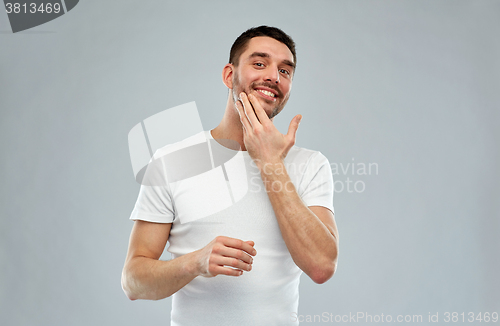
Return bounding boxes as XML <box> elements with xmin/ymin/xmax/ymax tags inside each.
<box><xmin>1</xmin><ymin>1</ymin><xmax>499</xmax><ymax>325</ymax></box>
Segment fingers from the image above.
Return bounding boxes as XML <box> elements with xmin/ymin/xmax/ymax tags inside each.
<box><xmin>209</xmin><ymin>265</ymin><xmax>244</xmax><ymax>277</ymax></box>
<box><xmin>218</xmin><ymin>236</ymin><xmax>257</xmax><ymax>256</ymax></box>
<box><xmin>219</xmin><ymin>247</ymin><xmax>253</xmax><ymax>264</ymax></box>
<box><xmin>245</xmin><ymin>240</ymin><xmax>255</xmax><ymax>247</ymax></box>
<box><xmin>211</xmin><ymin>255</ymin><xmax>252</xmax><ymax>272</ymax></box>
<box><xmin>286</xmin><ymin>114</ymin><xmax>302</xmax><ymax>142</ymax></box>
<box><xmin>246</xmin><ymin>93</ymin><xmax>269</xmax><ymax>125</ymax></box>
<box><xmin>239</xmin><ymin>92</ymin><xmax>262</xmax><ymax>129</ymax></box>
<box><xmin>205</xmin><ymin>236</ymin><xmax>257</xmax><ymax>277</ymax></box>
<box><xmin>235</xmin><ymin>100</ymin><xmax>251</xmax><ymax>133</ymax></box>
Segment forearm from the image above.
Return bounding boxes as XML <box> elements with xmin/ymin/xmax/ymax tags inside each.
<box><xmin>261</xmin><ymin>162</ymin><xmax>338</xmax><ymax>283</ymax></box>
<box><xmin>121</xmin><ymin>250</ymin><xmax>200</xmax><ymax>300</ymax></box>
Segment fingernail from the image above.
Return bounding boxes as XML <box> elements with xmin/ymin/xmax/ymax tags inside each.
<box><xmin>240</xmin><ymin>92</ymin><xmax>245</xmax><ymax>98</ymax></box>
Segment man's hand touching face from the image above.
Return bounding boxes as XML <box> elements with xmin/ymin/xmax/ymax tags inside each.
<box><xmin>236</xmin><ymin>92</ymin><xmax>301</xmax><ymax>169</ymax></box>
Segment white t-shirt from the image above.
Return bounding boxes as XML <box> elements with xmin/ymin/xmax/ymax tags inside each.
<box><xmin>130</xmin><ymin>130</ymin><xmax>334</xmax><ymax>326</ymax></box>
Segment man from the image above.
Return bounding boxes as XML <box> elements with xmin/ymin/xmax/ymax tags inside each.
<box><xmin>122</xmin><ymin>26</ymin><xmax>339</xmax><ymax>325</ymax></box>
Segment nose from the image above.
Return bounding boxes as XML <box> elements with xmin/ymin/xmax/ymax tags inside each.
<box><xmin>264</xmin><ymin>66</ymin><xmax>280</xmax><ymax>84</ymax></box>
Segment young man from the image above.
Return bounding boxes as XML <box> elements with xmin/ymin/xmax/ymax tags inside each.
<box><xmin>122</xmin><ymin>26</ymin><xmax>339</xmax><ymax>325</ymax></box>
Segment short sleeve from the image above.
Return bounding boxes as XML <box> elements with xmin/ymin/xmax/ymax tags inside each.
<box><xmin>129</xmin><ymin>152</ymin><xmax>175</xmax><ymax>223</ymax></box>
<box><xmin>299</xmin><ymin>152</ymin><xmax>334</xmax><ymax>214</ymax></box>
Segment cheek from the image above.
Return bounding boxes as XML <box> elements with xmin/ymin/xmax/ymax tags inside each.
<box><xmin>241</xmin><ymin>69</ymin><xmax>260</xmax><ymax>83</ymax></box>
<box><xmin>282</xmin><ymin>83</ymin><xmax>292</xmax><ymax>98</ymax></box>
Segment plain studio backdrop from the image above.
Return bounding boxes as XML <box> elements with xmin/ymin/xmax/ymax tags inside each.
<box><xmin>1</xmin><ymin>1</ymin><xmax>499</xmax><ymax>325</ymax></box>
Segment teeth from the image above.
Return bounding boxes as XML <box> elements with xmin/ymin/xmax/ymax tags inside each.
<box><xmin>257</xmin><ymin>89</ymin><xmax>275</xmax><ymax>97</ymax></box>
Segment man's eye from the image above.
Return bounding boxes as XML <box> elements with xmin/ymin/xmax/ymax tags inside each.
<box><xmin>254</xmin><ymin>63</ymin><xmax>264</xmax><ymax>67</ymax></box>
<box><xmin>279</xmin><ymin>69</ymin><xmax>290</xmax><ymax>75</ymax></box>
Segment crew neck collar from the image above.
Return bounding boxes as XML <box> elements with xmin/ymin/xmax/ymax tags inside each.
<box><xmin>206</xmin><ymin>130</ymin><xmax>249</xmax><ymax>155</ymax></box>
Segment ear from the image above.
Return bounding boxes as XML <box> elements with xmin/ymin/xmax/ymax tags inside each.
<box><xmin>222</xmin><ymin>63</ymin><xmax>234</xmax><ymax>89</ymax></box>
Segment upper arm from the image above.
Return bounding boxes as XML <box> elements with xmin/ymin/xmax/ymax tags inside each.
<box><xmin>309</xmin><ymin>206</ymin><xmax>338</xmax><ymax>242</ymax></box>
<box><xmin>125</xmin><ymin>220</ymin><xmax>172</xmax><ymax>263</ymax></box>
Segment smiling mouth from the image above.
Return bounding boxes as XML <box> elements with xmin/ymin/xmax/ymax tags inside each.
<box><xmin>257</xmin><ymin>89</ymin><xmax>276</xmax><ymax>97</ymax></box>
<box><xmin>255</xmin><ymin>89</ymin><xmax>278</xmax><ymax>102</ymax></box>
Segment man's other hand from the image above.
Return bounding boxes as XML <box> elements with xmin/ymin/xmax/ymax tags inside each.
<box><xmin>195</xmin><ymin>236</ymin><xmax>257</xmax><ymax>277</ymax></box>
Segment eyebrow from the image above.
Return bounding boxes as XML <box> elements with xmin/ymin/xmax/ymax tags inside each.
<box><xmin>248</xmin><ymin>52</ymin><xmax>296</xmax><ymax>70</ymax></box>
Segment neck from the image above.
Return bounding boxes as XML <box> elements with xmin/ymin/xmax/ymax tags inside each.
<box><xmin>211</xmin><ymin>95</ymin><xmax>247</xmax><ymax>151</ymax></box>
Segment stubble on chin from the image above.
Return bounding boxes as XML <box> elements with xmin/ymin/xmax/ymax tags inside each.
<box><xmin>231</xmin><ymin>73</ymin><xmax>285</xmax><ymax>119</ymax></box>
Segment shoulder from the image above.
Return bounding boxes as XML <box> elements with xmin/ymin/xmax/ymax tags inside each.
<box><xmin>284</xmin><ymin>146</ymin><xmax>331</xmax><ymax>179</ymax></box>
<box><xmin>286</xmin><ymin>145</ymin><xmax>329</xmax><ymax>166</ymax></box>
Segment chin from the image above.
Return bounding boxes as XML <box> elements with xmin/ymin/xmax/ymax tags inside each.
<box><xmin>260</xmin><ymin>100</ymin><xmax>283</xmax><ymax>118</ymax></box>
<box><xmin>267</xmin><ymin>107</ymin><xmax>282</xmax><ymax>119</ymax></box>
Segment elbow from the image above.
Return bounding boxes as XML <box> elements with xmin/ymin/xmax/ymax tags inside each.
<box><xmin>310</xmin><ymin>241</ymin><xmax>339</xmax><ymax>284</ymax></box>
<box><xmin>124</xmin><ymin>292</ymin><xmax>138</xmax><ymax>301</ymax></box>
<box><xmin>309</xmin><ymin>261</ymin><xmax>337</xmax><ymax>284</ymax></box>
<box><xmin>121</xmin><ymin>269</ymin><xmax>138</xmax><ymax>301</ymax></box>
<box><xmin>121</xmin><ymin>266</ymin><xmax>171</xmax><ymax>301</ymax></box>
<box><xmin>123</xmin><ymin>287</ymin><xmax>138</xmax><ymax>301</ymax></box>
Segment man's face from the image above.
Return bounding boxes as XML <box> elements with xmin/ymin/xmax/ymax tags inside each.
<box><xmin>231</xmin><ymin>36</ymin><xmax>295</xmax><ymax>119</ymax></box>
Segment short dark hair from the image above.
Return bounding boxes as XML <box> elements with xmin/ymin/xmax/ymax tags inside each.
<box><xmin>229</xmin><ymin>26</ymin><xmax>296</xmax><ymax>67</ymax></box>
